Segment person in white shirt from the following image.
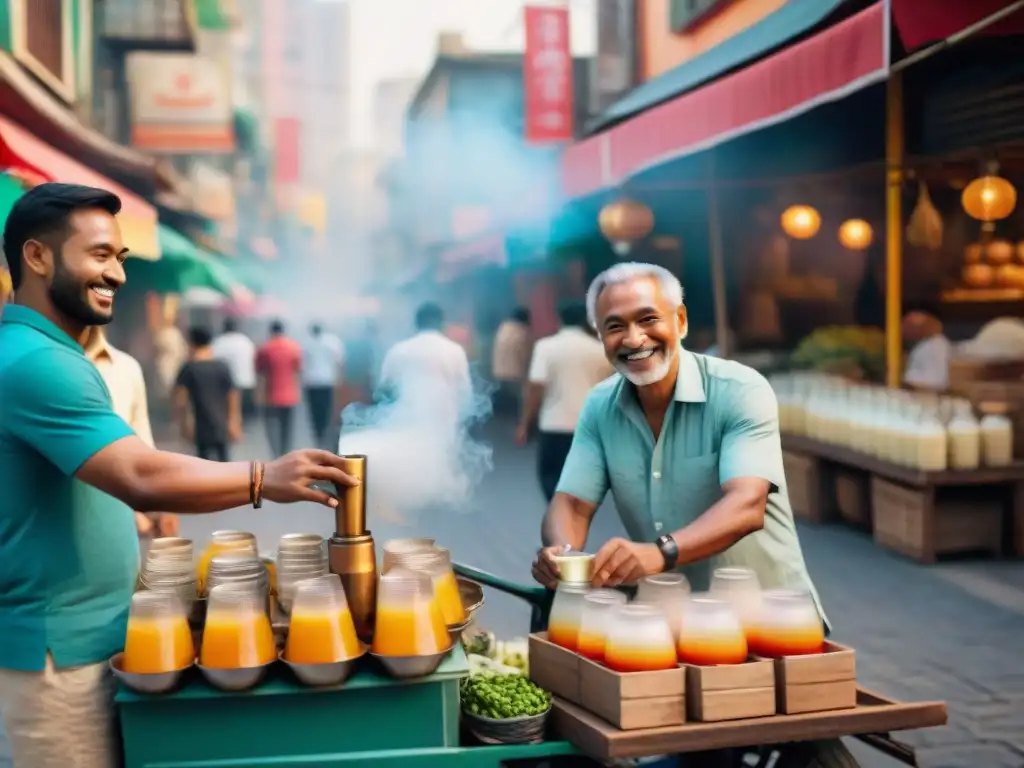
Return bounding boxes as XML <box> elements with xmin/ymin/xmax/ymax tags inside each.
<box><xmin>303</xmin><ymin>322</ymin><xmax>345</xmax><ymax>448</ymax></box>
<box><xmin>902</xmin><ymin>304</ymin><xmax>953</xmax><ymax>391</ymax></box>
<box><xmin>211</xmin><ymin>318</ymin><xmax>258</xmax><ymax>421</ymax></box>
<box><xmin>379</xmin><ymin>302</ymin><xmax>472</xmax><ymax>423</ymax></box>
<box><xmin>516</xmin><ymin>302</ymin><xmax>614</xmax><ymax>501</ymax></box>
<box><xmin>491</xmin><ymin>307</ymin><xmax>531</xmax><ymax>415</ymax></box>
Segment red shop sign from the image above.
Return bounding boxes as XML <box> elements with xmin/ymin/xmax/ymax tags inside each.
<box><xmin>523</xmin><ymin>5</ymin><xmax>574</xmax><ymax>144</ymax></box>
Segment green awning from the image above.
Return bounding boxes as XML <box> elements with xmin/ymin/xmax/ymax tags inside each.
<box><xmin>588</xmin><ymin>0</ymin><xmax>851</xmax><ymax>134</ymax></box>
<box><xmin>0</xmin><ymin>172</ymin><xmax>26</xmax><ymax>224</ymax></box>
<box><xmin>125</xmin><ymin>225</ymin><xmax>237</xmax><ymax>296</ymax></box>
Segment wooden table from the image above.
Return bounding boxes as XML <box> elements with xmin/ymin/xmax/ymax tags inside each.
<box><xmin>551</xmin><ymin>688</ymin><xmax>946</xmax><ymax>761</ymax></box>
<box><xmin>782</xmin><ymin>434</ymin><xmax>1024</xmax><ymax>562</ymax></box>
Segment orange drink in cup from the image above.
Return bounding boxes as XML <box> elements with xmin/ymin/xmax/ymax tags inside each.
<box><xmin>197</xmin><ymin>531</ymin><xmax>257</xmax><ymax>593</ymax></box>
<box><xmin>576</xmin><ymin>589</ymin><xmax>627</xmax><ymax>662</ymax></box>
<box><xmin>379</xmin><ymin>544</ymin><xmax>465</xmax><ymax>625</ymax></box>
<box><xmin>748</xmin><ymin>589</ymin><xmax>824</xmax><ymax>658</ymax></box>
<box><xmin>285</xmin><ymin>574</ymin><xmax>363</xmax><ymax>664</ymax></box>
<box><xmin>677</xmin><ymin>596</ymin><xmax>748</xmax><ymax>666</ymax></box>
<box><xmin>547</xmin><ymin>582</ymin><xmax>590</xmax><ymax>652</ymax></box>
<box><xmin>200</xmin><ymin>583</ymin><xmax>276</xmax><ymax>668</ymax></box>
<box><xmin>709</xmin><ymin>566</ymin><xmax>762</xmax><ymax>643</ymax></box>
<box><xmin>123</xmin><ymin>592</ymin><xmax>194</xmax><ymax>674</ymax></box>
<box><xmin>371</xmin><ymin>569</ymin><xmax>450</xmax><ymax>657</ymax></box>
<box><xmin>604</xmin><ymin>603</ymin><xmax>677</xmax><ymax>673</ymax></box>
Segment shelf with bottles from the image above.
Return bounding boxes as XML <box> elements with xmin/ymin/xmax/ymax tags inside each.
<box><xmin>771</xmin><ymin>373</ymin><xmax>1019</xmax><ymax>477</ymax></box>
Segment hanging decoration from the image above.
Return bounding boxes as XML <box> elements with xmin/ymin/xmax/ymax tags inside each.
<box><xmin>598</xmin><ymin>198</ymin><xmax>654</xmax><ymax>256</ymax></box>
<box><xmin>962</xmin><ymin>163</ymin><xmax>1016</xmax><ymax>230</ymax></box>
<box><xmin>780</xmin><ymin>205</ymin><xmax>821</xmax><ymax>240</ymax></box>
<box><xmin>838</xmin><ymin>219</ymin><xmax>874</xmax><ymax>251</ymax></box>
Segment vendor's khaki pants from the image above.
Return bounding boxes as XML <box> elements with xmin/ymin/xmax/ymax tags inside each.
<box><xmin>0</xmin><ymin>654</ymin><xmax>119</xmax><ymax>768</ymax></box>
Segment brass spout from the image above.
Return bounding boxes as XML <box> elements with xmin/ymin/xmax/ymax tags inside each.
<box><xmin>336</xmin><ymin>454</ymin><xmax>367</xmax><ymax>537</ymax></box>
<box><xmin>328</xmin><ymin>533</ymin><xmax>377</xmax><ymax>642</ymax></box>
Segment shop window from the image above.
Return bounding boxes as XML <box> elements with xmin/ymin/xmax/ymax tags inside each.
<box><xmin>101</xmin><ymin>0</ymin><xmax>191</xmax><ymax>43</ymax></box>
<box><xmin>10</xmin><ymin>0</ymin><xmax>78</xmax><ymax>102</ymax></box>
<box><xmin>669</xmin><ymin>0</ymin><xmax>729</xmax><ymax>32</ymax></box>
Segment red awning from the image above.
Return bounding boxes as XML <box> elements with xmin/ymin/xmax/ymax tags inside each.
<box><xmin>891</xmin><ymin>0</ymin><xmax>1024</xmax><ymax>51</ymax></box>
<box><xmin>436</xmin><ymin>233</ymin><xmax>508</xmax><ymax>283</ymax></box>
<box><xmin>0</xmin><ymin>115</ymin><xmax>160</xmax><ymax>259</ymax></box>
<box><xmin>561</xmin><ymin>2</ymin><xmax>887</xmax><ymax>198</ymax></box>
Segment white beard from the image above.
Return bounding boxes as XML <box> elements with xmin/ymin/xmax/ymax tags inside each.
<box><xmin>614</xmin><ymin>346</ymin><xmax>676</xmax><ymax>387</ymax></box>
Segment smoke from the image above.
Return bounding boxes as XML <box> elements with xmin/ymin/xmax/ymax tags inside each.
<box><xmin>337</xmin><ymin>364</ymin><xmax>495</xmax><ymax>522</ymax></box>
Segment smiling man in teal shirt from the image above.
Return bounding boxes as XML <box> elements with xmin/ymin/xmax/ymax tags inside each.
<box><xmin>531</xmin><ymin>262</ymin><xmax>825</xmax><ymax>622</ymax></box>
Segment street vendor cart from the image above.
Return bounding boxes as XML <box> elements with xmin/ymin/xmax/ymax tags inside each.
<box><xmin>116</xmin><ymin>561</ymin><xmax>947</xmax><ymax>768</ymax></box>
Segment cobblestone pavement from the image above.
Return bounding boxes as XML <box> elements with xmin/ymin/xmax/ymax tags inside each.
<box><xmin>3</xmin><ymin>414</ymin><xmax>1024</xmax><ymax>768</ymax></box>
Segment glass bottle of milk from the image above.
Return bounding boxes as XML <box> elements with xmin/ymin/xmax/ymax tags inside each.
<box><xmin>917</xmin><ymin>411</ymin><xmax>949</xmax><ymax>472</ymax></box>
<box><xmin>947</xmin><ymin>400</ymin><xmax>981</xmax><ymax>470</ymax></box>
<box><xmin>979</xmin><ymin>403</ymin><xmax>1014</xmax><ymax>467</ymax></box>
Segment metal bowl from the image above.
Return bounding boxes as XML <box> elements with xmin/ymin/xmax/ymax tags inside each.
<box><xmin>197</xmin><ymin>661</ymin><xmax>273</xmax><ymax>692</ymax></box>
<box><xmin>109</xmin><ymin>652</ymin><xmax>191</xmax><ymax>695</ymax></box>
<box><xmin>462</xmin><ymin>707</ymin><xmax>549</xmax><ymax>745</ymax></box>
<box><xmin>369</xmin><ymin>644</ymin><xmax>454</xmax><ymax>680</ymax></box>
<box><xmin>447</xmin><ymin>618</ymin><xmax>473</xmax><ymax>644</ymax></box>
<box><xmin>278</xmin><ymin>647</ymin><xmax>365</xmax><ymax>687</ymax></box>
<box><xmin>458</xmin><ymin>578</ymin><xmax>485</xmax><ymax>616</ymax></box>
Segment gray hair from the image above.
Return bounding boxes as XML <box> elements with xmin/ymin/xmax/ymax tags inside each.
<box><xmin>585</xmin><ymin>262</ymin><xmax>685</xmax><ymax>329</ymax></box>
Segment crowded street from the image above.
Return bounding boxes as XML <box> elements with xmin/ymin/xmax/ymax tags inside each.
<box><xmin>3</xmin><ymin>409</ymin><xmax>1023</xmax><ymax>768</ymax></box>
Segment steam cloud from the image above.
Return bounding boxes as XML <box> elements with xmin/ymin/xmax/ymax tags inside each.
<box><xmin>336</xmin><ymin>367</ymin><xmax>494</xmax><ymax>522</ymax></box>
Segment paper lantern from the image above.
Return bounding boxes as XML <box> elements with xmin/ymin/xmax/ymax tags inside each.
<box><xmin>780</xmin><ymin>205</ymin><xmax>821</xmax><ymax>240</ymax></box>
<box><xmin>962</xmin><ymin>175</ymin><xmax>1016</xmax><ymax>222</ymax></box>
<box><xmin>599</xmin><ymin>198</ymin><xmax>654</xmax><ymax>255</ymax></box>
<box><xmin>838</xmin><ymin>219</ymin><xmax>873</xmax><ymax>250</ymax></box>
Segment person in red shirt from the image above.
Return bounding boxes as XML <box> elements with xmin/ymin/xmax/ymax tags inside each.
<box><xmin>256</xmin><ymin>319</ymin><xmax>302</xmax><ymax>457</ymax></box>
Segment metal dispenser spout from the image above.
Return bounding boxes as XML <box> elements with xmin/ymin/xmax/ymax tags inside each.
<box><xmin>328</xmin><ymin>455</ymin><xmax>377</xmax><ymax>642</ymax></box>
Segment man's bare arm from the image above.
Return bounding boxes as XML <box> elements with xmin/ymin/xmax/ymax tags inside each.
<box><xmin>518</xmin><ymin>382</ymin><xmax>544</xmax><ymax>433</ymax></box>
<box><xmin>541</xmin><ymin>492</ymin><xmax>599</xmax><ymax>551</ymax></box>
<box><xmin>668</xmin><ymin>477</ymin><xmax>768</xmax><ymax>567</ymax></box>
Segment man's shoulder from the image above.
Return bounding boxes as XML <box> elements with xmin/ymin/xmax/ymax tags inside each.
<box><xmin>699</xmin><ymin>353</ymin><xmax>770</xmax><ymax>391</ymax></box>
<box><xmin>584</xmin><ymin>375</ymin><xmax>623</xmax><ymax>408</ymax></box>
<box><xmin>106</xmin><ymin>345</ymin><xmax>144</xmax><ymax>375</ymax></box>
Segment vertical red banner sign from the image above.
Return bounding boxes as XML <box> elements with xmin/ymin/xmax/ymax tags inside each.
<box><xmin>523</xmin><ymin>5</ymin><xmax>575</xmax><ymax>143</ymax></box>
<box><xmin>274</xmin><ymin>118</ymin><xmax>301</xmax><ymax>184</ymax></box>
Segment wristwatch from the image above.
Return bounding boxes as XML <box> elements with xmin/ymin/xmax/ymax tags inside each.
<box><xmin>655</xmin><ymin>533</ymin><xmax>679</xmax><ymax>572</ymax></box>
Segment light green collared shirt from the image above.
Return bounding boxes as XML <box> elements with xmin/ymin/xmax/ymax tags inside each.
<box><xmin>557</xmin><ymin>350</ymin><xmax>828</xmax><ymax>627</ymax></box>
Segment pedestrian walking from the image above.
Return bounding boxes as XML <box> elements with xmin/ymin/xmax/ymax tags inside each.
<box><xmin>85</xmin><ymin>326</ymin><xmax>179</xmax><ymax>556</ymax></box>
<box><xmin>0</xmin><ymin>182</ymin><xmax>360</xmax><ymax>768</ymax></box>
<box><xmin>303</xmin><ymin>322</ymin><xmax>344</xmax><ymax>448</ymax></box>
<box><xmin>515</xmin><ymin>302</ymin><xmax>613</xmax><ymax>501</ymax></box>
<box><xmin>256</xmin><ymin>319</ymin><xmax>302</xmax><ymax>457</ymax></box>
<box><xmin>212</xmin><ymin>317</ymin><xmax>258</xmax><ymax>423</ymax></box>
<box><xmin>491</xmin><ymin>307</ymin><xmax>531</xmax><ymax>417</ymax></box>
<box><xmin>174</xmin><ymin>326</ymin><xmax>241</xmax><ymax>462</ymax></box>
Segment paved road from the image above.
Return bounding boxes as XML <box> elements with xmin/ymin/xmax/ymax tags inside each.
<box><xmin>4</xmin><ymin>411</ymin><xmax>1024</xmax><ymax>767</ymax></box>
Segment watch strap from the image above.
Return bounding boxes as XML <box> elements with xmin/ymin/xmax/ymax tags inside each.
<box><xmin>655</xmin><ymin>534</ymin><xmax>678</xmax><ymax>572</ymax></box>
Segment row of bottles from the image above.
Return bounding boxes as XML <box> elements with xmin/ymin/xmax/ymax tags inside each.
<box><xmin>770</xmin><ymin>373</ymin><xmax>1014</xmax><ymax>472</ymax></box>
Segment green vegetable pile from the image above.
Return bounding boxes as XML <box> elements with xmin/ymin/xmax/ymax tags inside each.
<box><xmin>461</xmin><ymin>674</ymin><xmax>552</xmax><ymax>720</ymax></box>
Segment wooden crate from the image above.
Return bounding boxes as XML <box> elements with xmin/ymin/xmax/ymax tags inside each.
<box><xmin>772</xmin><ymin>641</ymin><xmax>857</xmax><ymax>715</ymax></box>
<box><xmin>683</xmin><ymin>660</ymin><xmax>775</xmax><ymax>722</ymax></box>
<box><xmin>835</xmin><ymin>468</ymin><xmax>871</xmax><ymax>528</ymax></box>
<box><xmin>529</xmin><ymin>633</ymin><xmax>580</xmax><ymax>704</ymax></box>
<box><xmin>784</xmin><ymin>450</ymin><xmax>833</xmax><ymax>523</ymax></box>
<box><xmin>870</xmin><ymin>477</ymin><xmax>1004</xmax><ymax>562</ymax></box>
<box><xmin>578</xmin><ymin>659</ymin><xmax>685</xmax><ymax>730</ymax></box>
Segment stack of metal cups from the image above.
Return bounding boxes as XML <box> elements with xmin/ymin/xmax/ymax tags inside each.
<box><xmin>276</xmin><ymin>534</ymin><xmax>329</xmax><ymax>614</ymax></box>
<box><xmin>205</xmin><ymin>553</ymin><xmax>270</xmax><ymax>612</ymax></box>
<box><xmin>139</xmin><ymin>537</ymin><xmax>198</xmax><ymax>620</ymax></box>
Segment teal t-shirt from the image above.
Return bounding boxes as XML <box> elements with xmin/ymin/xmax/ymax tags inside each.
<box><xmin>0</xmin><ymin>305</ymin><xmax>138</xmax><ymax>672</ymax></box>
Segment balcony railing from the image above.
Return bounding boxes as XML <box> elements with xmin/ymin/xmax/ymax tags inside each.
<box><xmin>99</xmin><ymin>0</ymin><xmax>195</xmax><ymax>49</ymax></box>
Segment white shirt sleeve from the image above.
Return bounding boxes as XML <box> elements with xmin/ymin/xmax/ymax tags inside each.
<box><xmin>527</xmin><ymin>341</ymin><xmax>548</xmax><ymax>385</ymax></box>
<box><xmin>904</xmin><ymin>336</ymin><xmax>951</xmax><ymax>390</ymax></box>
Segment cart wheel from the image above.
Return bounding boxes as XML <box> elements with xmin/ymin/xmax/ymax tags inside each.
<box><xmin>773</xmin><ymin>739</ymin><xmax>861</xmax><ymax>768</ymax></box>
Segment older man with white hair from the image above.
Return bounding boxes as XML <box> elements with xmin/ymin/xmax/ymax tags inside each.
<box><xmin>531</xmin><ymin>262</ymin><xmax>848</xmax><ymax>763</ymax></box>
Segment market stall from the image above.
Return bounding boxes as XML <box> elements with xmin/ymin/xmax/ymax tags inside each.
<box><xmin>114</xmin><ymin>457</ymin><xmax>949</xmax><ymax>767</ymax></box>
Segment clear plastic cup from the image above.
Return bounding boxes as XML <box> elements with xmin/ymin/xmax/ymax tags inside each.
<box><xmin>576</xmin><ymin>589</ymin><xmax>627</xmax><ymax>662</ymax></box>
<box><xmin>371</xmin><ymin>568</ymin><xmax>450</xmax><ymax>657</ymax></box>
<box><xmin>381</xmin><ymin>537</ymin><xmax>435</xmax><ymax>566</ymax></box>
<box><xmin>198</xmin><ymin>531</ymin><xmax>258</xmax><ymax>592</ymax></box>
<box><xmin>636</xmin><ymin>573</ymin><xmax>690</xmax><ymax>641</ymax></box>
<box><xmin>123</xmin><ymin>591</ymin><xmax>194</xmax><ymax>674</ymax></box>
<box><xmin>604</xmin><ymin>603</ymin><xmax>677</xmax><ymax>672</ymax></box>
<box><xmin>383</xmin><ymin>547</ymin><xmax>465</xmax><ymax>626</ymax></box>
<box><xmin>200</xmin><ymin>583</ymin><xmax>276</xmax><ymax>669</ymax></box>
<box><xmin>276</xmin><ymin>539</ymin><xmax>329</xmax><ymax>614</ymax></box>
<box><xmin>749</xmin><ymin>589</ymin><xmax>824</xmax><ymax>658</ymax></box>
<box><xmin>709</xmin><ymin>566</ymin><xmax>762</xmax><ymax>636</ymax></box>
<box><xmin>285</xmin><ymin>575</ymin><xmax>363</xmax><ymax>664</ymax></box>
<box><xmin>547</xmin><ymin>582</ymin><xmax>590</xmax><ymax>652</ymax></box>
<box><xmin>676</xmin><ymin>595</ymin><xmax>748</xmax><ymax>666</ymax></box>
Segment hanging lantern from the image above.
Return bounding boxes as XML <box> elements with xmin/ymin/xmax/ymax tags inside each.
<box><xmin>962</xmin><ymin>175</ymin><xmax>1017</xmax><ymax>224</ymax></box>
<box><xmin>599</xmin><ymin>198</ymin><xmax>654</xmax><ymax>255</ymax></box>
<box><xmin>780</xmin><ymin>205</ymin><xmax>821</xmax><ymax>240</ymax></box>
<box><xmin>838</xmin><ymin>219</ymin><xmax>873</xmax><ymax>250</ymax></box>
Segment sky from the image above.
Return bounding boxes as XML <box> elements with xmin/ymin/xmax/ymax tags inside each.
<box><xmin>336</xmin><ymin>0</ymin><xmax>597</xmax><ymax>148</ymax></box>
